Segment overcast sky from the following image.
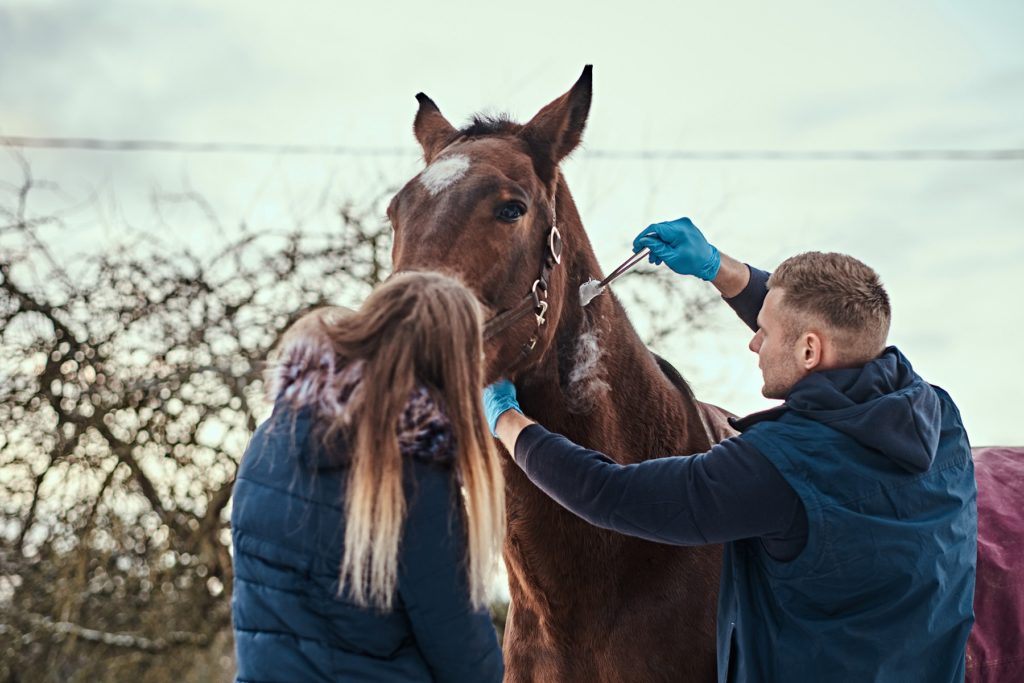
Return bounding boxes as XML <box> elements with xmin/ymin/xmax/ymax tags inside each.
<box><xmin>2</xmin><ymin>0</ymin><xmax>1022</xmax><ymax>444</ymax></box>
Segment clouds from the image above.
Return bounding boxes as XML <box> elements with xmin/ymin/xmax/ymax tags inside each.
<box><xmin>1</xmin><ymin>1</ymin><xmax>289</xmax><ymax>141</ymax></box>
<box><xmin>2</xmin><ymin>0</ymin><xmax>1022</xmax><ymax>442</ymax></box>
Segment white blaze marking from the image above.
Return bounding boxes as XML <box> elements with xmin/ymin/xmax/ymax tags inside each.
<box><xmin>419</xmin><ymin>154</ymin><xmax>470</xmax><ymax>196</ymax></box>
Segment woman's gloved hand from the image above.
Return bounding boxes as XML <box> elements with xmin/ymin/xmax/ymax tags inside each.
<box><xmin>632</xmin><ymin>217</ymin><xmax>721</xmax><ymax>281</ymax></box>
<box><xmin>482</xmin><ymin>379</ymin><xmax>521</xmax><ymax>437</ymax></box>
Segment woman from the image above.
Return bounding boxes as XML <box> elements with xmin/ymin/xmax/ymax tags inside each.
<box><xmin>231</xmin><ymin>271</ymin><xmax>505</xmax><ymax>682</ymax></box>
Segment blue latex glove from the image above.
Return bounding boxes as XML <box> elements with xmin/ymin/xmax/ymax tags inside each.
<box><xmin>632</xmin><ymin>217</ymin><xmax>721</xmax><ymax>281</ymax></box>
<box><xmin>482</xmin><ymin>379</ymin><xmax>521</xmax><ymax>437</ymax></box>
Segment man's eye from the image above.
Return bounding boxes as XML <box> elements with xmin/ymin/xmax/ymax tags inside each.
<box><xmin>497</xmin><ymin>203</ymin><xmax>526</xmax><ymax>222</ymax></box>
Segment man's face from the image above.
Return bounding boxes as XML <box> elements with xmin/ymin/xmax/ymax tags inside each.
<box><xmin>749</xmin><ymin>288</ymin><xmax>808</xmax><ymax>399</ymax></box>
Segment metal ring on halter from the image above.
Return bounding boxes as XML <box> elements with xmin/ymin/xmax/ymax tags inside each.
<box><xmin>548</xmin><ymin>226</ymin><xmax>563</xmax><ymax>264</ymax></box>
<box><xmin>534</xmin><ymin>300</ymin><xmax>549</xmax><ymax>326</ymax></box>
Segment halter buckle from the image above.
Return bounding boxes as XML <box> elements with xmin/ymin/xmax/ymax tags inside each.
<box><xmin>534</xmin><ymin>300</ymin><xmax>549</xmax><ymax>327</ymax></box>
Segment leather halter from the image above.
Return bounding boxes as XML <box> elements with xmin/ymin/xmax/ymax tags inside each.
<box><xmin>424</xmin><ymin>137</ymin><xmax>563</xmax><ymax>364</ymax></box>
<box><xmin>482</xmin><ymin>203</ymin><xmax>563</xmax><ymax>363</ymax></box>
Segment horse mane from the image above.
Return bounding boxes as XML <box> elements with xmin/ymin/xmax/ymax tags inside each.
<box><xmin>651</xmin><ymin>352</ymin><xmax>698</xmax><ymax>405</ymax></box>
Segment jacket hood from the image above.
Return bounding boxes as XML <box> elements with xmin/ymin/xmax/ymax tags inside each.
<box><xmin>782</xmin><ymin>346</ymin><xmax>942</xmax><ymax>473</ymax></box>
<box><xmin>267</xmin><ymin>316</ymin><xmax>454</xmax><ymax>467</ymax></box>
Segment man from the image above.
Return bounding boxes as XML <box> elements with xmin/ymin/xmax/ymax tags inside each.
<box><xmin>483</xmin><ymin>218</ymin><xmax>977</xmax><ymax>683</ymax></box>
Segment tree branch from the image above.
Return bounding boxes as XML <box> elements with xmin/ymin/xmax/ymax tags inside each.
<box><xmin>25</xmin><ymin>613</ymin><xmax>215</xmax><ymax>653</ymax></box>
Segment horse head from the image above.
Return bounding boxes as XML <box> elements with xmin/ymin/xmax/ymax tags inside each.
<box><xmin>389</xmin><ymin>66</ymin><xmax>600</xmax><ymax>382</ymax></box>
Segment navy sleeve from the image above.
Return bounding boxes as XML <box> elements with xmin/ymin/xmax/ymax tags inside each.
<box><xmin>514</xmin><ymin>424</ymin><xmax>806</xmax><ymax>556</ymax></box>
<box><xmin>397</xmin><ymin>459</ymin><xmax>503</xmax><ymax>682</ymax></box>
<box><xmin>724</xmin><ymin>265</ymin><xmax>770</xmax><ymax>332</ymax></box>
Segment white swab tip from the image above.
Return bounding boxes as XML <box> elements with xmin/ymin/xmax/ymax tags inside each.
<box><xmin>579</xmin><ymin>279</ymin><xmax>605</xmax><ymax>307</ymax></box>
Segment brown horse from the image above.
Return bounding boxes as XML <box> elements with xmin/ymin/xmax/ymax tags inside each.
<box><xmin>388</xmin><ymin>65</ymin><xmax>1024</xmax><ymax>683</ymax></box>
<box><xmin>389</xmin><ymin>65</ymin><xmax>731</xmax><ymax>682</ymax></box>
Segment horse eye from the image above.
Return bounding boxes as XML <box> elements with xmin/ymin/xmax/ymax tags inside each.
<box><xmin>497</xmin><ymin>202</ymin><xmax>526</xmax><ymax>222</ymax></box>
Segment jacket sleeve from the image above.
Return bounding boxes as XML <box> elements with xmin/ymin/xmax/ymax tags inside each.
<box><xmin>724</xmin><ymin>265</ymin><xmax>770</xmax><ymax>332</ymax></box>
<box><xmin>397</xmin><ymin>458</ymin><xmax>503</xmax><ymax>683</ymax></box>
<box><xmin>513</xmin><ymin>424</ymin><xmax>803</xmax><ymax>548</ymax></box>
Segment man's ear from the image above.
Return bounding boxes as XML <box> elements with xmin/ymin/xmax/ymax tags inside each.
<box><xmin>802</xmin><ymin>332</ymin><xmax>824</xmax><ymax>370</ymax></box>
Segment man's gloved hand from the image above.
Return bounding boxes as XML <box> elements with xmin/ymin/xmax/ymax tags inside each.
<box><xmin>632</xmin><ymin>217</ymin><xmax>721</xmax><ymax>281</ymax></box>
<box><xmin>482</xmin><ymin>379</ymin><xmax>521</xmax><ymax>437</ymax></box>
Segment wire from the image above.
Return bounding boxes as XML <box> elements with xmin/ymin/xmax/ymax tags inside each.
<box><xmin>2</xmin><ymin>136</ymin><xmax>412</xmax><ymax>157</ymax></box>
<box><xmin>3</xmin><ymin>135</ymin><xmax>1023</xmax><ymax>161</ymax></box>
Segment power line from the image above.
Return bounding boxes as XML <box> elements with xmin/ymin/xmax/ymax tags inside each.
<box><xmin>3</xmin><ymin>135</ymin><xmax>1023</xmax><ymax>161</ymax></box>
<box><xmin>2</xmin><ymin>136</ymin><xmax>414</xmax><ymax>157</ymax></box>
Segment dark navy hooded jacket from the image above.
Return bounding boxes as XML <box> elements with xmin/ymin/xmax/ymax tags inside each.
<box><xmin>231</xmin><ymin>399</ymin><xmax>503</xmax><ymax>683</ymax></box>
<box><xmin>512</xmin><ymin>266</ymin><xmax>976</xmax><ymax>682</ymax></box>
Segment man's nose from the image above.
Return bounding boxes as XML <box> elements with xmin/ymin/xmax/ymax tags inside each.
<box><xmin>749</xmin><ymin>331</ymin><xmax>762</xmax><ymax>353</ymax></box>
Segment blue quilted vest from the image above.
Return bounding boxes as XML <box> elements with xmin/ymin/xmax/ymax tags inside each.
<box><xmin>718</xmin><ymin>349</ymin><xmax>977</xmax><ymax>682</ymax></box>
<box><xmin>231</xmin><ymin>403</ymin><xmax>503</xmax><ymax>682</ymax></box>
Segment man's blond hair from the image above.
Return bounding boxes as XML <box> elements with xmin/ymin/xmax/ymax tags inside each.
<box><xmin>767</xmin><ymin>252</ymin><xmax>891</xmax><ymax>366</ymax></box>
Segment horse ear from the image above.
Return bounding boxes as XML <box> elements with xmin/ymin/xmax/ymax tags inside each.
<box><xmin>520</xmin><ymin>65</ymin><xmax>593</xmax><ymax>185</ymax></box>
<box><xmin>414</xmin><ymin>93</ymin><xmax>458</xmax><ymax>163</ymax></box>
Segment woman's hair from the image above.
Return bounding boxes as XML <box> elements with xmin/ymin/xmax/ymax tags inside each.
<box><xmin>270</xmin><ymin>272</ymin><xmax>504</xmax><ymax>611</ymax></box>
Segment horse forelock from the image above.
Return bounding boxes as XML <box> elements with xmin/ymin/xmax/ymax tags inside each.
<box><xmin>460</xmin><ymin>114</ymin><xmax>522</xmax><ymax>138</ymax></box>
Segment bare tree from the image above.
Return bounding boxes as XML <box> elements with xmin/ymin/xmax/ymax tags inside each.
<box><xmin>0</xmin><ymin>154</ymin><xmax>390</xmax><ymax>682</ymax></box>
<box><xmin>0</xmin><ymin>155</ymin><xmax>711</xmax><ymax>682</ymax></box>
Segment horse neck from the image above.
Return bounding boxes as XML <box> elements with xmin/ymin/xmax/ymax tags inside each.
<box><xmin>517</xmin><ymin>184</ymin><xmax>711</xmax><ymax>461</ymax></box>
<box><xmin>501</xmin><ymin>183</ymin><xmax>718</xmax><ymax>639</ymax></box>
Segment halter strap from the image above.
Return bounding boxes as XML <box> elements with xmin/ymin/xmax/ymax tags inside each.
<box><xmin>429</xmin><ymin>139</ymin><xmax>564</xmax><ymax>364</ymax></box>
<box><xmin>483</xmin><ymin>201</ymin><xmax>563</xmax><ymax>365</ymax></box>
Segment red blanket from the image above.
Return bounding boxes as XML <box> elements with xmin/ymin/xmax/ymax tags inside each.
<box><xmin>967</xmin><ymin>447</ymin><xmax>1024</xmax><ymax>683</ymax></box>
